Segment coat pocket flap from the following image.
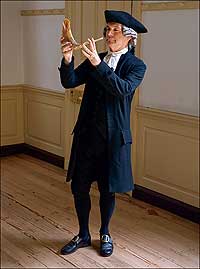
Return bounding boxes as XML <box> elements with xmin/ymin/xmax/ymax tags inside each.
<box><xmin>121</xmin><ymin>130</ymin><xmax>132</xmax><ymax>144</ymax></box>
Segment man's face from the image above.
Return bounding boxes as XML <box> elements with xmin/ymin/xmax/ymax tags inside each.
<box><xmin>105</xmin><ymin>22</ymin><xmax>131</xmax><ymax>52</ymax></box>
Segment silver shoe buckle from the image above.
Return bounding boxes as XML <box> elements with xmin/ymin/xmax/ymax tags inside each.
<box><xmin>72</xmin><ymin>235</ymin><xmax>80</xmax><ymax>243</ymax></box>
<box><xmin>101</xmin><ymin>234</ymin><xmax>110</xmax><ymax>243</ymax></box>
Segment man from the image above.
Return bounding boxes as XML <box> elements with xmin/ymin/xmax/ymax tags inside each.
<box><xmin>59</xmin><ymin>10</ymin><xmax>147</xmax><ymax>257</ymax></box>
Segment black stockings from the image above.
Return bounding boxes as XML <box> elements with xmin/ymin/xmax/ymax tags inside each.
<box><xmin>73</xmin><ymin>191</ymin><xmax>115</xmax><ymax>238</ymax></box>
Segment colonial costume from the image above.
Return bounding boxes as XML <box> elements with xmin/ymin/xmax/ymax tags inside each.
<box><xmin>59</xmin><ymin>9</ymin><xmax>148</xmax><ymax>256</ymax></box>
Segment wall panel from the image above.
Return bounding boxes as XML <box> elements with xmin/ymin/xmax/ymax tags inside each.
<box><xmin>136</xmin><ymin>106</ymin><xmax>199</xmax><ymax>207</ymax></box>
<box><xmin>24</xmin><ymin>86</ymin><xmax>65</xmax><ymax>156</ymax></box>
<box><xmin>1</xmin><ymin>86</ymin><xmax>24</xmax><ymax>146</ymax></box>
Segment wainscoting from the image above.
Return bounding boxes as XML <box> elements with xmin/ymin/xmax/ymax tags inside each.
<box><xmin>23</xmin><ymin>85</ymin><xmax>65</xmax><ymax>157</ymax></box>
<box><xmin>135</xmin><ymin>106</ymin><xmax>199</xmax><ymax>208</ymax></box>
<box><xmin>1</xmin><ymin>85</ymin><xmax>65</xmax><ymax>158</ymax></box>
<box><xmin>1</xmin><ymin>85</ymin><xmax>24</xmax><ymax>146</ymax></box>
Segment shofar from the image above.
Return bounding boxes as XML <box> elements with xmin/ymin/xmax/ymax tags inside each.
<box><xmin>62</xmin><ymin>18</ymin><xmax>103</xmax><ymax>50</ymax></box>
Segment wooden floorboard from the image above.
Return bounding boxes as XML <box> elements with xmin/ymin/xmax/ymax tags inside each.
<box><xmin>1</xmin><ymin>154</ymin><xmax>199</xmax><ymax>268</ymax></box>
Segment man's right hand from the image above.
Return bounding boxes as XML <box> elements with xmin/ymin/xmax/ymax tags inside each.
<box><xmin>60</xmin><ymin>37</ymin><xmax>73</xmax><ymax>64</ymax></box>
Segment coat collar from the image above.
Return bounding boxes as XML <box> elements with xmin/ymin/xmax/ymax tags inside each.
<box><xmin>99</xmin><ymin>51</ymin><xmax>137</xmax><ymax>73</ymax></box>
<box><xmin>100</xmin><ymin>50</ymin><xmax>136</xmax><ymax>62</ymax></box>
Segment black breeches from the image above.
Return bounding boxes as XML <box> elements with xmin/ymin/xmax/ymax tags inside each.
<box><xmin>71</xmin><ymin>127</ymin><xmax>108</xmax><ymax>193</ymax></box>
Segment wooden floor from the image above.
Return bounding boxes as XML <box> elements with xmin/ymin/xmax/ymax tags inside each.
<box><xmin>1</xmin><ymin>154</ymin><xmax>199</xmax><ymax>268</ymax></box>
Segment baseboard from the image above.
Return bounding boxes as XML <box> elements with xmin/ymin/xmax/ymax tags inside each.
<box><xmin>132</xmin><ymin>184</ymin><xmax>200</xmax><ymax>224</ymax></box>
<box><xmin>0</xmin><ymin>143</ymin><xmax>64</xmax><ymax>168</ymax></box>
<box><xmin>0</xmin><ymin>143</ymin><xmax>25</xmax><ymax>156</ymax></box>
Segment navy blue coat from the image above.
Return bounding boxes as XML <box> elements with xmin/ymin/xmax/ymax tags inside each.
<box><xmin>59</xmin><ymin>51</ymin><xmax>146</xmax><ymax>193</ymax></box>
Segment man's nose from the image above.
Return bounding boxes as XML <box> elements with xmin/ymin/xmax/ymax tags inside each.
<box><xmin>107</xmin><ymin>30</ymin><xmax>113</xmax><ymax>37</ymax></box>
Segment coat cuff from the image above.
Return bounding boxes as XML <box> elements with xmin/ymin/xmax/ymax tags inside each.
<box><xmin>58</xmin><ymin>57</ymin><xmax>74</xmax><ymax>71</ymax></box>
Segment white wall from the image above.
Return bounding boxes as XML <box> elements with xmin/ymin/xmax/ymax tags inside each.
<box><xmin>23</xmin><ymin>15</ymin><xmax>64</xmax><ymax>91</ymax></box>
<box><xmin>1</xmin><ymin>1</ymin><xmax>24</xmax><ymax>85</ymax></box>
<box><xmin>1</xmin><ymin>0</ymin><xmax>65</xmax><ymax>91</ymax></box>
<box><xmin>140</xmin><ymin>9</ymin><xmax>199</xmax><ymax>116</ymax></box>
<box><xmin>22</xmin><ymin>1</ymin><xmax>65</xmax><ymax>92</ymax></box>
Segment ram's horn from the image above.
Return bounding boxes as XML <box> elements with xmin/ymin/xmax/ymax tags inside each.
<box><xmin>62</xmin><ymin>18</ymin><xmax>103</xmax><ymax>50</ymax></box>
<box><xmin>62</xmin><ymin>18</ymin><xmax>80</xmax><ymax>46</ymax></box>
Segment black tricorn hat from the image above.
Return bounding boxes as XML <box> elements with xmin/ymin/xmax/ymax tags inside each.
<box><xmin>105</xmin><ymin>10</ymin><xmax>148</xmax><ymax>33</ymax></box>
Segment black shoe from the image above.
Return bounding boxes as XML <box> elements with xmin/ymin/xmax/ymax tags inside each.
<box><xmin>100</xmin><ymin>234</ymin><xmax>113</xmax><ymax>257</ymax></box>
<box><xmin>60</xmin><ymin>235</ymin><xmax>91</xmax><ymax>255</ymax></box>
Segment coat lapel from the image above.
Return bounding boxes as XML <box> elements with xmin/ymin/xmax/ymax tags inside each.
<box><xmin>115</xmin><ymin>52</ymin><xmax>136</xmax><ymax>74</ymax></box>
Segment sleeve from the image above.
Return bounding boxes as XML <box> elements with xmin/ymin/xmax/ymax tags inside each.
<box><xmin>58</xmin><ymin>57</ymin><xmax>90</xmax><ymax>89</ymax></box>
<box><xmin>91</xmin><ymin>58</ymin><xmax>147</xmax><ymax>98</ymax></box>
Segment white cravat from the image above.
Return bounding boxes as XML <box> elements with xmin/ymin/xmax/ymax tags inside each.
<box><xmin>103</xmin><ymin>47</ymin><xmax>128</xmax><ymax>71</ymax></box>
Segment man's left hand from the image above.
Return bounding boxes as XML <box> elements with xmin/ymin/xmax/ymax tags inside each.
<box><xmin>82</xmin><ymin>38</ymin><xmax>101</xmax><ymax>66</ymax></box>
